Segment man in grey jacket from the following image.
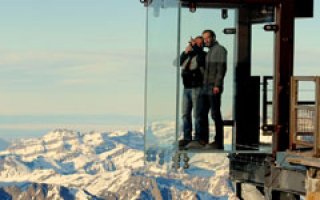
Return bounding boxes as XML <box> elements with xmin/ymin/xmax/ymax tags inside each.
<box><xmin>187</xmin><ymin>29</ymin><xmax>227</xmax><ymax>149</ymax></box>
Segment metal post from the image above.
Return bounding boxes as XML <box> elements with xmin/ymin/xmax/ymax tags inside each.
<box><xmin>234</xmin><ymin>7</ymin><xmax>251</xmax><ymax>150</ymax></box>
<box><xmin>289</xmin><ymin>77</ymin><xmax>297</xmax><ymax>150</ymax></box>
<box><xmin>234</xmin><ymin>6</ymin><xmax>260</xmax><ymax>150</ymax></box>
<box><xmin>273</xmin><ymin>0</ymin><xmax>295</xmax><ymax>153</ymax></box>
<box><xmin>315</xmin><ymin>78</ymin><xmax>320</xmax><ymax>157</ymax></box>
<box><xmin>236</xmin><ymin>182</ymin><xmax>243</xmax><ymax>200</ymax></box>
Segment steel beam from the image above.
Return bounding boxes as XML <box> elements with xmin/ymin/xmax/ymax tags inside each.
<box><xmin>272</xmin><ymin>0</ymin><xmax>295</xmax><ymax>153</ymax></box>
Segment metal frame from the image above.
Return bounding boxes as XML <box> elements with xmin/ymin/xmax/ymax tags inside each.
<box><xmin>262</xmin><ymin>76</ymin><xmax>274</xmax><ymax>135</ymax></box>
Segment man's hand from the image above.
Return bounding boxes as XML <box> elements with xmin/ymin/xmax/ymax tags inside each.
<box><xmin>213</xmin><ymin>87</ymin><xmax>220</xmax><ymax>95</ymax></box>
<box><xmin>184</xmin><ymin>45</ymin><xmax>193</xmax><ymax>53</ymax></box>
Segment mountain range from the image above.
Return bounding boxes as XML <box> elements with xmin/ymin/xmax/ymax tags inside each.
<box><xmin>0</xmin><ymin>128</ymin><xmax>237</xmax><ymax>199</ymax></box>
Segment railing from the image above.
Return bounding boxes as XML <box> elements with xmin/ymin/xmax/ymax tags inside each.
<box><xmin>261</xmin><ymin>76</ymin><xmax>274</xmax><ymax>135</ymax></box>
<box><xmin>290</xmin><ymin>76</ymin><xmax>320</xmax><ymax>157</ymax></box>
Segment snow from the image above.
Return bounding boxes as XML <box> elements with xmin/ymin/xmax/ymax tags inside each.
<box><xmin>0</xmin><ymin>128</ymin><xmax>237</xmax><ymax>199</ymax></box>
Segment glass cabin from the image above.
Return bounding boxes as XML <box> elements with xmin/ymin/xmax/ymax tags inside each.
<box><xmin>144</xmin><ymin>0</ymin><xmax>280</xmax><ymax>165</ymax></box>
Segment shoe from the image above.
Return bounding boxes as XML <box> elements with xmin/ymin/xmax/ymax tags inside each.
<box><xmin>178</xmin><ymin>140</ymin><xmax>191</xmax><ymax>150</ymax></box>
<box><xmin>203</xmin><ymin>142</ymin><xmax>224</xmax><ymax>150</ymax></box>
<box><xmin>185</xmin><ymin>140</ymin><xmax>207</xmax><ymax>149</ymax></box>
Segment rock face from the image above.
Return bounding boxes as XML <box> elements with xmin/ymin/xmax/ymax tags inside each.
<box><xmin>0</xmin><ymin>129</ymin><xmax>236</xmax><ymax>199</ymax></box>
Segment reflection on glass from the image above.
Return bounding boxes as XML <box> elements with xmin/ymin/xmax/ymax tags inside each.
<box><xmin>178</xmin><ymin>8</ymin><xmax>235</xmax><ymax>152</ymax></box>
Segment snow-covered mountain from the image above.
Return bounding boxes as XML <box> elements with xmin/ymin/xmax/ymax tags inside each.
<box><xmin>0</xmin><ymin>182</ymin><xmax>105</xmax><ymax>200</ymax></box>
<box><xmin>0</xmin><ymin>128</ymin><xmax>237</xmax><ymax>200</ymax></box>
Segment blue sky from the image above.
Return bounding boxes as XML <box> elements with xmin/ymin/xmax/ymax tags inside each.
<box><xmin>0</xmin><ymin>0</ymin><xmax>319</xmax><ymax>139</ymax></box>
<box><xmin>0</xmin><ymin>0</ymin><xmax>145</xmax><ymax>116</ymax></box>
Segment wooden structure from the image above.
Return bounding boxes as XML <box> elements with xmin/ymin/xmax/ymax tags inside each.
<box><xmin>290</xmin><ymin>77</ymin><xmax>320</xmax><ymax>157</ymax></box>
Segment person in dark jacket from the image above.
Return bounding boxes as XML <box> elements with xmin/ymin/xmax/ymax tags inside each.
<box><xmin>186</xmin><ymin>30</ymin><xmax>227</xmax><ymax>150</ymax></box>
<box><xmin>179</xmin><ymin>36</ymin><xmax>206</xmax><ymax>149</ymax></box>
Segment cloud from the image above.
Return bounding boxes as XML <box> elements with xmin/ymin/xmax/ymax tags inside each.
<box><xmin>58</xmin><ymin>78</ymin><xmax>92</xmax><ymax>86</ymax></box>
<box><xmin>0</xmin><ymin>49</ymin><xmax>142</xmax><ymax>70</ymax></box>
<box><xmin>0</xmin><ymin>49</ymin><xmax>144</xmax><ymax>87</ymax></box>
<box><xmin>0</xmin><ymin>49</ymin><xmax>145</xmax><ymax>116</ymax></box>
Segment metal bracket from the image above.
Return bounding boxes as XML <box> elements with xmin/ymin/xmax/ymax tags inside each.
<box><xmin>140</xmin><ymin>0</ymin><xmax>152</xmax><ymax>7</ymax></box>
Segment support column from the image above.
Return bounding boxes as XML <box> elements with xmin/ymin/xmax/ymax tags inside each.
<box><xmin>234</xmin><ymin>6</ymin><xmax>260</xmax><ymax>150</ymax></box>
<box><xmin>273</xmin><ymin>0</ymin><xmax>295</xmax><ymax>153</ymax></box>
<box><xmin>236</xmin><ymin>182</ymin><xmax>243</xmax><ymax>200</ymax></box>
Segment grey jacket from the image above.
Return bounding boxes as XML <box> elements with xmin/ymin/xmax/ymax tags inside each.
<box><xmin>203</xmin><ymin>41</ymin><xmax>227</xmax><ymax>89</ymax></box>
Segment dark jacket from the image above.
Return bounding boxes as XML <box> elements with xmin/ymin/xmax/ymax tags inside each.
<box><xmin>180</xmin><ymin>48</ymin><xmax>206</xmax><ymax>88</ymax></box>
<box><xmin>203</xmin><ymin>41</ymin><xmax>227</xmax><ymax>90</ymax></box>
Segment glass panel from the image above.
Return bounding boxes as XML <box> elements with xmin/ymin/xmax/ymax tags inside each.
<box><xmin>144</xmin><ymin>0</ymin><xmax>179</xmax><ymax>167</ymax></box>
<box><xmin>251</xmin><ymin>23</ymin><xmax>274</xmax><ymax>151</ymax></box>
<box><xmin>145</xmin><ymin>2</ymin><xmax>275</xmax><ymax>159</ymax></box>
<box><xmin>294</xmin><ymin>9</ymin><xmax>320</xmax><ymax>77</ymax></box>
<box><xmin>178</xmin><ymin>7</ymin><xmax>235</xmax><ymax>152</ymax></box>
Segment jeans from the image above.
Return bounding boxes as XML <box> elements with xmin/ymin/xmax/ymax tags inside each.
<box><xmin>182</xmin><ymin>87</ymin><xmax>202</xmax><ymax>141</ymax></box>
<box><xmin>198</xmin><ymin>84</ymin><xmax>224</xmax><ymax>145</ymax></box>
